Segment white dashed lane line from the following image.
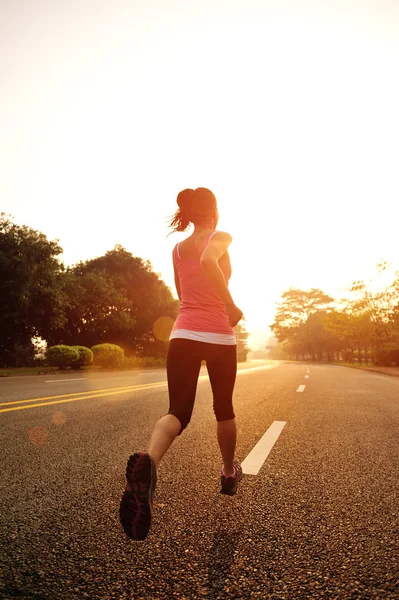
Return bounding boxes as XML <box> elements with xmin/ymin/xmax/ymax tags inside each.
<box><xmin>296</xmin><ymin>384</ymin><xmax>306</xmax><ymax>392</ymax></box>
<box><xmin>45</xmin><ymin>378</ymin><xmax>87</xmax><ymax>383</ymax></box>
<box><xmin>241</xmin><ymin>420</ymin><xmax>287</xmax><ymax>475</ymax></box>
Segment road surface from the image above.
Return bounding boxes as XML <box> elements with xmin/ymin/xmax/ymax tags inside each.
<box><xmin>1</xmin><ymin>361</ymin><xmax>398</xmax><ymax>599</ymax></box>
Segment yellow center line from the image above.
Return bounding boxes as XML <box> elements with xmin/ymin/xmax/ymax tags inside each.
<box><xmin>0</xmin><ymin>376</ymin><xmax>213</xmax><ymax>414</ymax></box>
<box><xmin>0</xmin><ymin>382</ymin><xmax>169</xmax><ymax>413</ymax></box>
<box><xmin>0</xmin><ymin>381</ymin><xmax>169</xmax><ymax>408</ymax></box>
<box><xmin>0</xmin><ymin>365</ymin><xmax>273</xmax><ymax>414</ymax></box>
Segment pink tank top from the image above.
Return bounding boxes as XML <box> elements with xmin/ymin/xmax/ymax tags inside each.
<box><xmin>172</xmin><ymin>231</ymin><xmax>234</xmax><ymax>335</ymax></box>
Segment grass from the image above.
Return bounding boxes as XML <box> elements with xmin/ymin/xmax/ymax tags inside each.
<box><xmin>0</xmin><ymin>366</ymin><xmax>60</xmax><ymax>377</ymax></box>
<box><xmin>0</xmin><ymin>359</ymin><xmax>167</xmax><ymax>377</ymax></box>
<box><xmin>333</xmin><ymin>361</ymin><xmax>399</xmax><ymax>377</ymax></box>
<box><xmin>0</xmin><ymin>356</ymin><xmax>251</xmax><ymax>377</ymax></box>
<box><xmin>333</xmin><ymin>361</ymin><xmax>375</xmax><ymax>368</ymax></box>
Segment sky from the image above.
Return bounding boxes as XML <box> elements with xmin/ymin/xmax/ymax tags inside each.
<box><xmin>1</xmin><ymin>0</ymin><xmax>399</xmax><ymax>350</ymax></box>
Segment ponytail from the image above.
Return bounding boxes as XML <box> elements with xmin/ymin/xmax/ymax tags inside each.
<box><xmin>168</xmin><ymin>188</ymin><xmax>194</xmax><ymax>233</ymax></box>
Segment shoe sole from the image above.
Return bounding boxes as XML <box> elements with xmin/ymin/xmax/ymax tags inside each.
<box><xmin>119</xmin><ymin>452</ymin><xmax>157</xmax><ymax>540</ymax></box>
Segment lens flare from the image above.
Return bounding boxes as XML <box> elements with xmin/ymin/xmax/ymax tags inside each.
<box><xmin>28</xmin><ymin>426</ymin><xmax>49</xmax><ymax>446</ymax></box>
<box><xmin>152</xmin><ymin>316</ymin><xmax>174</xmax><ymax>342</ymax></box>
<box><xmin>51</xmin><ymin>411</ymin><xmax>67</xmax><ymax>426</ymax></box>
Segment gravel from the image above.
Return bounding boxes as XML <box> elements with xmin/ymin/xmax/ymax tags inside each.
<box><xmin>1</xmin><ymin>363</ymin><xmax>398</xmax><ymax>599</ymax></box>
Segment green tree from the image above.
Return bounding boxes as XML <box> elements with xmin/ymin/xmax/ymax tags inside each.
<box><xmin>0</xmin><ymin>214</ymin><xmax>65</xmax><ymax>367</ymax></box>
<box><xmin>47</xmin><ymin>246</ymin><xmax>179</xmax><ymax>356</ymax></box>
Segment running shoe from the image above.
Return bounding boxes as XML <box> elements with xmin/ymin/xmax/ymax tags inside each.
<box><xmin>220</xmin><ymin>460</ymin><xmax>243</xmax><ymax>496</ymax></box>
<box><xmin>119</xmin><ymin>452</ymin><xmax>157</xmax><ymax>540</ymax></box>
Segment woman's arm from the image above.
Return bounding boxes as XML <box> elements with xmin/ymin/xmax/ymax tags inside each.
<box><xmin>200</xmin><ymin>232</ymin><xmax>243</xmax><ymax>326</ymax></box>
<box><xmin>173</xmin><ymin>254</ymin><xmax>181</xmax><ymax>301</ymax></box>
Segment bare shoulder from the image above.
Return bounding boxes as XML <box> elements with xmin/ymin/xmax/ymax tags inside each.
<box><xmin>210</xmin><ymin>230</ymin><xmax>233</xmax><ymax>245</ymax></box>
<box><xmin>201</xmin><ymin>230</ymin><xmax>232</xmax><ymax>262</ymax></box>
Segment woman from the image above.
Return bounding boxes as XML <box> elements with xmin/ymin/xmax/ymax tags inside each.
<box><xmin>120</xmin><ymin>187</ymin><xmax>244</xmax><ymax>541</ymax></box>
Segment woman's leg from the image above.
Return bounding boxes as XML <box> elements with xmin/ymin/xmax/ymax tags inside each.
<box><xmin>148</xmin><ymin>339</ymin><xmax>202</xmax><ymax>465</ymax></box>
<box><xmin>216</xmin><ymin>419</ymin><xmax>237</xmax><ymax>476</ymax></box>
<box><xmin>206</xmin><ymin>344</ymin><xmax>238</xmax><ymax>476</ymax></box>
<box><xmin>148</xmin><ymin>414</ymin><xmax>181</xmax><ymax>466</ymax></box>
<box><xmin>120</xmin><ymin>339</ymin><xmax>202</xmax><ymax>540</ymax></box>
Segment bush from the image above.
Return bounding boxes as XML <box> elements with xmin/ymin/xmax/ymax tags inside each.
<box><xmin>391</xmin><ymin>348</ymin><xmax>399</xmax><ymax>365</ymax></box>
<box><xmin>237</xmin><ymin>347</ymin><xmax>249</xmax><ymax>363</ymax></box>
<box><xmin>122</xmin><ymin>355</ymin><xmax>166</xmax><ymax>369</ymax></box>
<box><xmin>47</xmin><ymin>345</ymin><xmax>79</xmax><ymax>368</ymax></box>
<box><xmin>72</xmin><ymin>346</ymin><xmax>93</xmax><ymax>368</ymax></box>
<box><xmin>91</xmin><ymin>343</ymin><xmax>124</xmax><ymax>368</ymax></box>
<box><xmin>375</xmin><ymin>347</ymin><xmax>399</xmax><ymax>366</ymax></box>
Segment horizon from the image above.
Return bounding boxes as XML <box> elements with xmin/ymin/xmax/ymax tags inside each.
<box><xmin>5</xmin><ymin>210</ymin><xmax>397</xmax><ymax>353</ymax></box>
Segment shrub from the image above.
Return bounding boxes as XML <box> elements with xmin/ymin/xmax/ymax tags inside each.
<box><xmin>91</xmin><ymin>343</ymin><xmax>124</xmax><ymax>368</ymax></box>
<box><xmin>237</xmin><ymin>347</ymin><xmax>249</xmax><ymax>363</ymax></box>
<box><xmin>375</xmin><ymin>347</ymin><xmax>399</xmax><ymax>366</ymax></box>
<box><xmin>122</xmin><ymin>355</ymin><xmax>166</xmax><ymax>369</ymax></box>
<box><xmin>72</xmin><ymin>346</ymin><xmax>93</xmax><ymax>368</ymax></box>
<box><xmin>391</xmin><ymin>348</ymin><xmax>399</xmax><ymax>365</ymax></box>
<box><xmin>47</xmin><ymin>345</ymin><xmax>79</xmax><ymax>368</ymax></box>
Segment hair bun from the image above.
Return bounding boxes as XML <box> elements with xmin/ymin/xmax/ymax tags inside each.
<box><xmin>177</xmin><ymin>188</ymin><xmax>194</xmax><ymax>210</ymax></box>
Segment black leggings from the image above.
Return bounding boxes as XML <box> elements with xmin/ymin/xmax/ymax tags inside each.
<box><xmin>167</xmin><ymin>338</ymin><xmax>237</xmax><ymax>433</ymax></box>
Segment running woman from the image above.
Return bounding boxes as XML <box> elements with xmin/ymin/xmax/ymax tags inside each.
<box><xmin>120</xmin><ymin>187</ymin><xmax>244</xmax><ymax>540</ymax></box>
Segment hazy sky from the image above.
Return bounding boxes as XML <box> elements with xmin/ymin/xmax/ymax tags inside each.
<box><xmin>1</xmin><ymin>0</ymin><xmax>398</xmax><ymax>349</ymax></box>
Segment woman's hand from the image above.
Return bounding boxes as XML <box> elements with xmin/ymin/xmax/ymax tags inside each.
<box><xmin>225</xmin><ymin>304</ymin><xmax>244</xmax><ymax>327</ymax></box>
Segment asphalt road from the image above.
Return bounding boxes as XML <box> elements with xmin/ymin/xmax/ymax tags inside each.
<box><xmin>0</xmin><ymin>361</ymin><xmax>398</xmax><ymax>599</ymax></box>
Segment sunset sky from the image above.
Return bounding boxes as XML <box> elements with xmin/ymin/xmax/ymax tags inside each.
<box><xmin>1</xmin><ymin>0</ymin><xmax>398</xmax><ymax>349</ymax></box>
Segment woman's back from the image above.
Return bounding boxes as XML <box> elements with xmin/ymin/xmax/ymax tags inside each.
<box><xmin>172</xmin><ymin>231</ymin><xmax>233</xmax><ymax>335</ymax></box>
<box><xmin>177</xmin><ymin>232</ymin><xmax>215</xmax><ymax>259</ymax></box>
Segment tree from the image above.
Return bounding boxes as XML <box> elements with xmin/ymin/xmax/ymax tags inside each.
<box><xmin>271</xmin><ymin>288</ymin><xmax>334</xmax><ymax>341</ymax></box>
<box><xmin>46</xmin><ymin>246</ymin><xmax>179</xmax><ymax>356</ymax></box>
<box><xmin>0</xmin><ymin>214</ymin><xmax>64</xmax><ymax>367</ymax></box>
<box><xmin>269</xmin><ymin>263</ymin><xmax>399</xmax><ymax>364</ymax></box>
<box><xmin>341</xmin><ymin>268</ymin><xmax>398</xmax><ymax>362</ymax></box>
<box><xmin>235</xmin><ymin>322</ymin><xmax>249</xmax><ymax>362</ymax></box>
<box><xmin>305</xmin><ymin>311</ymin><xmax>343</xmax><ymax>362</ymax></box>
<box><xmin>270</xmin><ymin>288</ymin><xmax>334</xmax><ymax>360</ymax></box>
<box><xmin>0</xmin><ymin>215</ymin><xmax>179</xmax><ymax>365</ymax></box>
